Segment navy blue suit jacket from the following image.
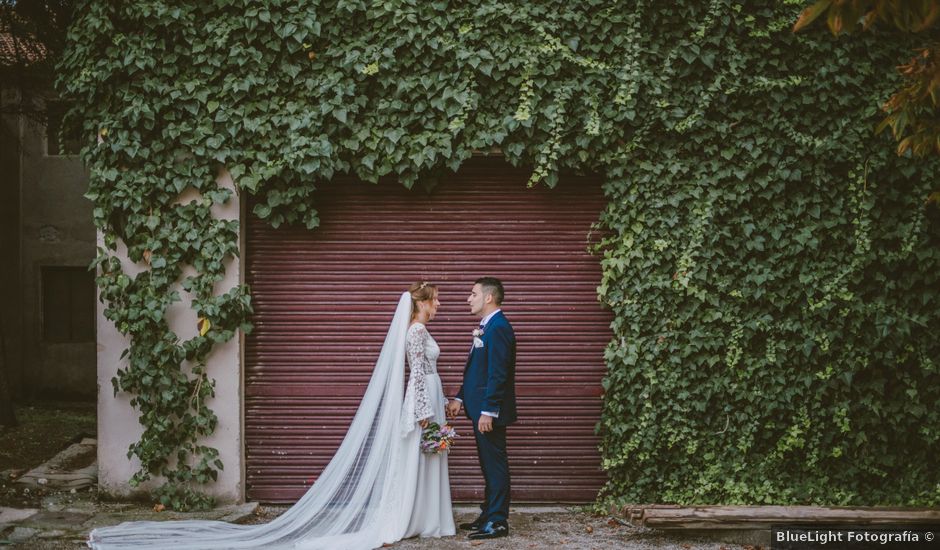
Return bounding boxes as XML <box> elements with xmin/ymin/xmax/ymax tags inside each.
<box><xmin>456</xmin><ymin>311</ymin><xmax>517</xmax><ymax>426</ymax></box>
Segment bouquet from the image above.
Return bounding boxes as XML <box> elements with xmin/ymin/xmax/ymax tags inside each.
<box><xmin>420</xmin><ymin>422</ymin><xmax>458</xmax><ymax>454</ymax></box>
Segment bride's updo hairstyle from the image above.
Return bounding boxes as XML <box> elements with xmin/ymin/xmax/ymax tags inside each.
<box><xmin>409</xmin><ymin>281</ymin><xmax>437</xmax><ymax>317</ymax></box>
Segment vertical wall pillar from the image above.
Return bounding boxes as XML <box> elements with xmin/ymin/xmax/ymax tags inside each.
<box><xmin>96</xmin><ymin>169</ymin><xmax>243</xmax><ymax>503</ymax></box>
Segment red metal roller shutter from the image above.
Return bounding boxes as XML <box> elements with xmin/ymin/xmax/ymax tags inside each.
<box><xmin>245</xmin><ymin>159</ymin><xmax>611</xmax><ymax>503</ymax></box>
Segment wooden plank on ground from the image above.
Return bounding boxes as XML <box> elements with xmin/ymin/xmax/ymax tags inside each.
<box><xmin>618</xmin><ymin>505</ymin><xmax>940</xmax><ymax>529</ymax></box>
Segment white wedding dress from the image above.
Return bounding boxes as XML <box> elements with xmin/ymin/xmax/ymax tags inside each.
<box><xmin>88</xmin><ymin>292</ymin><xmax>454</xmax><ymax>549</ymax></box>
<box><xmin>401</xmin><ymin>322</ymin><xmax>456</xmax><ymax>538</ymax></box>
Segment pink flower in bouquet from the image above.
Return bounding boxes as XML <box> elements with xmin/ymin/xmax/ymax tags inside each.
<box><xmin>420</xmin><ymin>422</ymin><xmax>458</xmax><ymax>454</ymax></box>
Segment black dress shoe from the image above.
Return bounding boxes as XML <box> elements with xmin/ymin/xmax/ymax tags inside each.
<box><xmin>468</xmin><ymin>521</ymin><xmax>509</xmax><ymax>540</ymax></box>
<box><xmin>459</xmin><ymin>517</ymin><xmax>485</xmax><ymax>531</ymax></box>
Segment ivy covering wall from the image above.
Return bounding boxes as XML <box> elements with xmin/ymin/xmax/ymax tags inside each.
<box><xmin>58</xmin><ymin>0</ymin><xmax>939</xmax><ymax>509</ymax></box>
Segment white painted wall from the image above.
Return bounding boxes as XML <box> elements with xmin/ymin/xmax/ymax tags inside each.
<box><xmin>96</xmin><ymin>169</ymin><xmax>243</xmax><ymax>503</ymax></box>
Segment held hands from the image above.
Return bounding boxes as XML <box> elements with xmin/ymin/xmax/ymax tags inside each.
<box><xmin>443</xmin><ymin>399</ymin><xmax>493</xmax><ymax>431</ymax></box>
<box><xmin>446</xmin><ymin>400</ymin><xmax>461</xmax><ymax>419</ymax></box>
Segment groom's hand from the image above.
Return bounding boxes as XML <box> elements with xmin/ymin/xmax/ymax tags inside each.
<box><xmin>446</xmin><ymin>400</ymin><xmax>461</xmax><ymax>419</ymax></box>
<box><xmin>477</xmin><ymin>415</ymin><xmax>493</xmax><ymax>433</ymax></box>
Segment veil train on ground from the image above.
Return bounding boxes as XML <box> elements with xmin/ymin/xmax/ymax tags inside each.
<box><xmin>88</xmin><ymin>292</ymin><xmax>419</xmax><ymax>550</ymax></box>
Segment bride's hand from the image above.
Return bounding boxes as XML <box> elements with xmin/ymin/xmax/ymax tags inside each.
<box><xmin>419</xmin><ymin>419</ymin><xmax>429</xmax><ymax>429</ymax></box>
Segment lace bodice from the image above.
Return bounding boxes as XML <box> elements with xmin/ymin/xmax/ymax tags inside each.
<box><xmin>405</xmin><ymin>323</ymin><xmax>442</xmax><ymax>422</ymax></box>
<box><xmin>407</xmin><ymin>323</ymin><xmax>439</xmax><ymax>374</ymax></box>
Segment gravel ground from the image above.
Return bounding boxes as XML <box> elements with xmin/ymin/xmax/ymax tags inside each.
<box><xmin>5</xmin><ymin>504</ymin><xmax>767</xmax><ymax>549</ymax></box>
<box><xmin>242</xmin><ymin>505</ymin><xmax>764</xmax><ymax>550</ymax></box>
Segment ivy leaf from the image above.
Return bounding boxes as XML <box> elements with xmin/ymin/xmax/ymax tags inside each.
<box><xmin>198</xmin><ymin>317</ymin><xmax>211</xmax><ymax>337</ymax></box>
<box><xmin>253</xmin><ymin>203</ymin><xmax>272</xmax><ymax>219</ymax></box>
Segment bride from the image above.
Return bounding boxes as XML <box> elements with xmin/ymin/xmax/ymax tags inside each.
<box><xmin>88</xmin><ymin>282</ymin><xmax>456</xmax><ymax>549</ymax></box>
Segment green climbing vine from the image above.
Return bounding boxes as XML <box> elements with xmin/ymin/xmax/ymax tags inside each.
<box><xmin>58</xmin><ymin>0</ymin><xmax>938</xmax><ymax>509</ymax></box>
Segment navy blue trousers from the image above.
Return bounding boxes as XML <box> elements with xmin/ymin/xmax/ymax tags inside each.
<box><xmin>472</xmin><ymin>422</ymin><xmax>510</xmax><ymax>523</ymax></box>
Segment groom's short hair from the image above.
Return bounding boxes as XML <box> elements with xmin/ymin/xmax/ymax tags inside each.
<box><xmin>475</xmin><ymin>277</ymin><xmax>504</xmax><ymax>305</ymax></box>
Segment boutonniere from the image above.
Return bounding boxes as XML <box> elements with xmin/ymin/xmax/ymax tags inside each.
<box><xmin>472</xmin><ymin>327</ymin><xmax>484</xmax><ymax>348</ymax></box>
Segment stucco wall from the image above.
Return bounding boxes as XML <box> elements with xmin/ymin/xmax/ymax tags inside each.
<box><xmin>96</xmin><ymin>169</ymin><xmax>243</xmax><ymax>503</ymax></box>
<box><xmin>20</xmin><ymin>101</ymin><xmax>95</xmax><ymax>398</ymax></box>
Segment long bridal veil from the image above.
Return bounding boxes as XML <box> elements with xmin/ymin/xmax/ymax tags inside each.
<box><xmin>89</xmin><ymin>292</ymin><xmax>419</xmax><ymax>549</ymax></box>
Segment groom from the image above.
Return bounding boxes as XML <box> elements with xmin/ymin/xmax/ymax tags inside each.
<box><xmin>447</xmin><ymin>277</ymin><xmax>517</xmax><ymax>540</ymax></box>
